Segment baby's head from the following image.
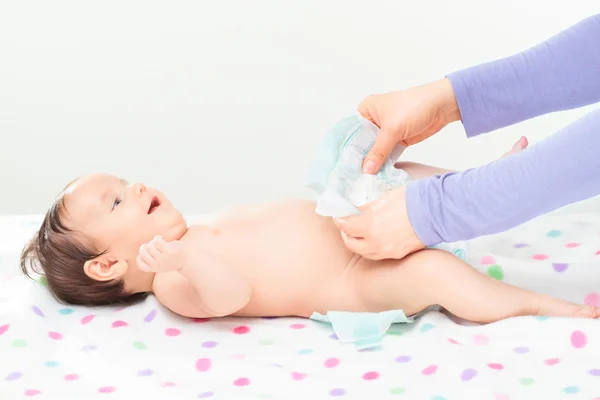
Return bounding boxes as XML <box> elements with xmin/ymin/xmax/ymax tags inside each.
<box><xmin>20</xmin><ymin>174</ymin><xmax>187</xmax><ymax>306</ymax></box>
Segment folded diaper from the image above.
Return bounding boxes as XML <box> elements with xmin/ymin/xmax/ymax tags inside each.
<box><xmin>310</xmin><ymin>306</ymin><xmax>442</xmax><ymax>350</ymax></box>
<box><xmin>307</xmin><ymin>112</ymin><xmax>409</xmax><ymax>218</ymax></box>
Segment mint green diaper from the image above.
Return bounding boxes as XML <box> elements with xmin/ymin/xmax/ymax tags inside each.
<box><xmin>310</xmin><ymin>305</ymin><xmax>442</xmax><ymax>350</ymax></box>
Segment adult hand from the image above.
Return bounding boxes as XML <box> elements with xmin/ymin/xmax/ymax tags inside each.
<box><xmin>360</xmin><ymin>78</ymin><xmax>461</xmax><ymax>174</ymax></box>
<box><xmin>333</xmin><ymin>186</ymin><xmax>425</xmax><ymax>260</ymax></box>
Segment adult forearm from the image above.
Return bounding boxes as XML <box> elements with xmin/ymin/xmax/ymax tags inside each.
<box><xmin>447</xmin><ymin>14</ymin><xmax>600</xmax><ymax>137</ymax></box>
<box><xmin>406</xmin><ymin>108</ymin><xmax>600</xmax><ymax>246</ymax></box>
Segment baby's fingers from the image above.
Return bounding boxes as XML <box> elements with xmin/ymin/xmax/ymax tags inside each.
<box><xmin>146</xmin><ymin>236</ymin><xmax>162</xmax><ymax>259</ymax></box>
<box><xmin>136</xmin><ymin>254</ymin><xmax>151</xmax><ymax>272</ymax></box>
<box><xmin>138</xmin><ymin>244</ymin><xmax>154</xmax><ymax>269</ymax></box>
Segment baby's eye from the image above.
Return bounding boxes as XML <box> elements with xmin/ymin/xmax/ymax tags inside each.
<box><xmin>112</xmin><ymin>198</ymin><xmax>122</xmax><ymax>210</ymax></box>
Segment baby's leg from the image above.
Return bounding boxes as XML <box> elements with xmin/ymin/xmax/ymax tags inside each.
<box><xmin>396</xmin><ymin>136</ymin><xmax>529</xmax><ymax>179</ymax></box>
<box><xmin>354</xmin><ymin>249</ymin><xmax>599</xmax><ymax>323</ymax></box>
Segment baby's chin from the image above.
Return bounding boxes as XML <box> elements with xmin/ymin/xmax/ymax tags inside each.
<box><xmin>162</xmin><ymin>215</ymin><xmax>188</xmax><ymax>242</ymax></box>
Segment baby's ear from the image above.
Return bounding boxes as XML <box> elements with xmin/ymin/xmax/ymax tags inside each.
<box><xmin>83</xmin><ymin>257</ymin><xmax>128</xmax><ymax>282</ymax></box>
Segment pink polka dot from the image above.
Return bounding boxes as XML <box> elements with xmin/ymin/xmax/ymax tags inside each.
<box><xmin>422</xmin><ymin>365</ymin><xmax>438</xmax><ymax>375</ymax></box>
<box><xmin>64</xmin><ymin>374</ymin><xmax>80</xmax><ymax>381</ymax></box>
<box><xmin>544</xmin><ymin>358</ymin><xmax>560</xmax><ymax>366</ymax></box>
<box><xmin>161</xmin><ymin>382</ymin><xmax>176</xmax><ymax>388</ymax></box>
<box><xmin>24</xmin><ymin>389</ymin><xmax>41</xmax><ymax>396</ymax></box>
<box><xmin>595</xmin><ymin>250</ymin><xmax>600</xmax><ymax>256</ymax></box>
<box><xmin>473</xmin><ymin>334</ymin><xmax>489</xmax><ymax>345</ymax></box>
<box><xmin>98</xmin><ymin>386</ymin><xmax>115</xmax><ymax>393</ymax></box>
<box><xmin>448</xmin><ymin>338</ymin><xmax>461</xmax><ymax>345</ymax></box>
<box><xmin>233</xmin><ymin>377</ymin><xmax>250</xmax><ymax>386</ymax></box>
<box><xmin>324</xmin><ymin>358</ymin><xmax>340</xmax><ymax>368</ymax></box>
<box><xmin>48</xmin><ymin>331</ymin><xmax>63</xmax><ymax>340</ymax></box>
<box><xmin>196</xmin><ymin>358</ymin><xmax>212</xmax><ymax>372</ymax></box>
<box><xmin>290</xmin><ymin>323</ymin><xmax>306</xmax><ymax>329</ymax></box>
<box><xmin>494</xmin><ymin>393</ymin><xmax>510</xmax><ymax>400</ymax></box>
<box><xmin>571</xmin><ymin>330</ymin><xmax>587</xmax><ymax>348</ymax></box>
<box><xmin>231</xmin><ymin>353</ymin><xmax>245</xmax><ymax>360</ymax></box>
<box><xmin>233</xmin><ymin>326</ymin><xmax>250</xmax><ymax>334</ymax></box>
<box><xmin>532</xmin><ymin>254</ymin><xmax>549</xmax><ymax>261</ymax></box>
<box><xmin>111</xmin><ymin>320</ymin><xmax>128</xmax><ymax>328</ymax></box>
<box><xmin>488</xmin><ymin>363</ymin><xmax>504</xmax><ymax>370</ymax></box>
<box><xmin>291</xmin><ymin>372</ymin><xmax>307</xmax><ymax>380</ymax></box>
<box><xmin>165</xmin><ymin>328</ymin><xmax>181</xmax><ymax>337</ymax></box>
<box><xmin>481</xmin><ymin>255</ymin><xmax>495</xmax><ymax>265</ymax></box>
<box><xmin>566</xmin><ymin>242</ymin><xmax>580</xmax><ymax>248</ymax></box>
<box><xmin>81</xmin><ymin>314</ymin><xmax>95</xmax><ymax>325</ymax></box>
<box><xmin>363</xmin><ymin>371</ymin><xmax>380</xmax><ymax>380</ymax></box>
<box><xmin>0</xmin><ymin>324</ymin><xmax>9</xmax><ymax>335</ymax></box>
<box><xmin>585</xmin><ymin>293</ymin><xmax>599</xmax><ymax>307</ymax></box>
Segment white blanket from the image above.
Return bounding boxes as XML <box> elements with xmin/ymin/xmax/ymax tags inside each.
<box><xmin>2</xmin><ymin>201</ymin><xmax>600</xmax><ymax>399</ymax></box>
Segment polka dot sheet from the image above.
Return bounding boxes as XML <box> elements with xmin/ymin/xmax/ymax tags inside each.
<box><xmin>2</xmin><ymin>201</ymin><xmax>600</xmax><ymax>399</ymax></box>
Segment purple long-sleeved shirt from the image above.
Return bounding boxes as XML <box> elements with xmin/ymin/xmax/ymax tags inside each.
<box><xmin>406</xmin><ymin>14</ymin><xmax>600</xmax><ymax>246</ymax></box>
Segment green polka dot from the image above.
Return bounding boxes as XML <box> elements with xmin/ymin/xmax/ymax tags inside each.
<box><xmin>487</xmin><ymin>265</ymin><xmax>504</xmax><ymax>280</ymax></box>
<box><xmin>12</xmin><ymin>339</ymin><xmax>28</xmax><ymax>348</ymax></box>
<box><xmin>519</xmin><ymin>377</ymin><xmax>534</xmax><ymax>386</ymax></box>
<box><xmin>132</xmin><ymin>341</ymin><xmax>147</xmax><ymax>350</ymax></box>
<box><xmin>38</xmin><ymin>276</ymin><xmax>48</xmax><ymax>287</ymax></box>
<box><xmin>546</xmin><ymin>230</ymin><xmax>561</xmax><ymax>238</ymax></box>
<box><xmin>259</xmin><ymin>339</ymin><xmax>275</xmax><ymax>346</ymax></box>
<box><xmin>389</xmin><ymin>387</ymin><xmax>405</xmax><ymax>395</ymax></box>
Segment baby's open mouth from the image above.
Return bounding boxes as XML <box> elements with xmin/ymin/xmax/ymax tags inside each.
<box><xmin>148</xmin><ymin>197</ymin><xmax>161</xmax><ymax>214</ymax></box>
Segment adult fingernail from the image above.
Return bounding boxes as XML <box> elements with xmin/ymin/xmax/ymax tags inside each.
<box><xmin>363</xmin><ymin>160</ymin><xmax>377</xmax><ymax>174</ymax></box>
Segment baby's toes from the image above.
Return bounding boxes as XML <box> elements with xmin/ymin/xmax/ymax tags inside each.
<box><xmin>574</xmin><ymin>305</ymin><xmax>599</xmax><ymax>319</ymax></box>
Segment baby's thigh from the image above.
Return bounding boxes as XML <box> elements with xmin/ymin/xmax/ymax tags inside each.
<box><xmin>353</xmin><ymin>248</ymin><xmax>464</xmax><ymax>314</ymax></box>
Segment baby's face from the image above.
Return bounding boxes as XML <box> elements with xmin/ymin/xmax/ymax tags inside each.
<box><xmin>62</xmin><ymin>174</ymin><xmax>187</xmax><ymax>263</ymax></box>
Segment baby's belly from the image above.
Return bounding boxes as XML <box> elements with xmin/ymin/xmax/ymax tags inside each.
<box><xmin>212</xmin><ymin>199</ymin><xmax>359</xmax><ymax>317</ymax></box>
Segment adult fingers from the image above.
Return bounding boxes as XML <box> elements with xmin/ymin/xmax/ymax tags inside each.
<box><xmin>362</xmin><ymin>128</ymin><xmax>401</xmax><ymax>174</ymax></box>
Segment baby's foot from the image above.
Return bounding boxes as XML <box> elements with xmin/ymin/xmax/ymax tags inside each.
<box><xmin>573</xmin><ymin>305</ymin><xmax>600</xmax><ymax>319</ymax></box>
<box><xmin>501</xmin><ymin>136</ymin><xmax>528</xmax><ymax>159</ymax></box>
<box><xmin>531</xmin><ymin>293</ymin><xmax>600</xmax><ymax>319</ymax></box>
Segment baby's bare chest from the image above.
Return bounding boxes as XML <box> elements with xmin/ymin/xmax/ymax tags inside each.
<box><xmin>208</xmin><ymin>200</ymin><xmax>354</xmax><ymax>283</ymax></box>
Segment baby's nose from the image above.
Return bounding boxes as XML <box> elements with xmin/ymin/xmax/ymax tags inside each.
<box><xmin>132</xmin><ymin>183</ymin><xmax>147</xmax><ymax>197</ymax></box>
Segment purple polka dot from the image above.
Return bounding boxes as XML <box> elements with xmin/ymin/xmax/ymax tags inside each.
<box><xmin>98</xmin><ymin>386</ymin><xmax>115</xmax><ymax>393</ymax></box>
<box><xmin>202</xmin><ymin>341</ymin><xmax>218</xmax><ymax>348</ymax></box>
<box><xmin>329</xmin><ymin>333</ymin><xmax>339</xmax><ymax>340</ymax></box>
<box><xmin>395</xmin><ymin>355</ymin><xmax>412</xmax><ymax>363</ymax></box>
<box><xmin>144</xmin><ymin>309</ymin><xmax>157</xmax><ymax>323</ymax></box>
<box><xmin>513</xmin><ymin>243</ymin><xmax>529</xmax><ymax>248</ymax></box>
<box><xmin>513</xmin><ymin>346</ymin><xmax>529</xmax><ymax>354</ymax></box>
<box><xmin>32</xmin><ymin>306</ymin><xmax>44</xmax><ymax>318</ymax></box>
<box><xmin>461</xmin><ymin>368</ymin><xmax>478</xmax><ymax>381</ymax></box>
<box><xmin>198</xmin><ymin>392</ymin><xmax>214</xmax><ymax>398</ymax></box>
<box><xmin>589</xmin><ymin>369</ymin><xmax>600</xmax><ymax>376</ymax></box>
<box><xmin>137</xmin><ymin>369</ymin><xmax>153</xmax><ymax>377</ymax></box>
<box><xmin>552</xmin><ymin>263</ymin><xmax>569</xmax><ymax>273</ymax></box>
<box><xmin>82</xmin><ymin>345</ymin><xmax>97</xmax><ymax>352</ymax></box>
<box><xmin>5</xmin><ymin>371</ymin><xmax>22</xmax><ymax>381</ymax></box>
<box><xmin>329</xmin><ymin>388</ymin><xmax>346</xmax><ymax>396</ymax></box>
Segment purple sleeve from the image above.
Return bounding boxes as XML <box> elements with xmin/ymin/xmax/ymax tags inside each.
<box><xmin>406</xmin><ymin>108</ymin><xmax>600</xmax><ymax>246</ymax></box>
<box><xmin>447</xmin><ymin>14</ymin><xmax>600</xmax><ymax>137</ymax></box>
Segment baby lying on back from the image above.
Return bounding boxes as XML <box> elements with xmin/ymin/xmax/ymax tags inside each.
<box><xmin>20</xmin><ymin>139</ymin><xmax>600</xmax><ymax>325</ymax></box>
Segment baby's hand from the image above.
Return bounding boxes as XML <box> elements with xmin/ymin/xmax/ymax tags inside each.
<box><xmin>137</xmin><ymin>236</ymin><xmax>187</xmax><ymax>273</ymax></box>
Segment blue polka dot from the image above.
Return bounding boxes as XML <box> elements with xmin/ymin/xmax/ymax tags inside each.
<box><xmin>535</xmin><ymin>316</ymin><xmax>550</xmax><ymax>321</ymax></box>
<box><xmin>563</xmin><ymin>386</ymin><xmax>579</xmax><ymax>394</ymax></box>
<box><xmin>420</xmin><ymin>323</ymin><xmax>435</xmax><ymax>333</ymax></box>
<box><xmin>45</xmin><ymin>361</ymin><xmax>59</xmax><ymax>368</ymax></box>
<box><xmin>432</xmin><ymin>396</ymin><xmax>447</xmax><ymax>400</ymax></box>
<box><xmin>299</xmin><ymin>348</ymin><xmax>313</xmax><ymax>355</ymax></box>
<box><xmin>546</xmin><ymin>230</ymin><xmax>561</xmax><ymax>238</ymax></box>
<box><xmin>58</xmin><ymin>308</ymin><xmax>74</xmax><ymax>315</ymax></box>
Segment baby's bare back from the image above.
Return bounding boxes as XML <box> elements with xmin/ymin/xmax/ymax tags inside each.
<box><xmin>203</xmin><ymin>199</ymin><xmax>363</xmax><ymax>317</ymax></box>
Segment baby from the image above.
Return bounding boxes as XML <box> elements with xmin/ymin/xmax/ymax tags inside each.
<box><xmin>20</xmin><ymin>138</ymin><xmax>599</xmax><ymax>324</ymax></box>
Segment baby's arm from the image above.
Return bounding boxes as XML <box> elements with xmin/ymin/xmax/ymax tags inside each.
<box><xmin>142</xmin><ymin>235</ymin><xmax>252</xmax><ymax>318</ymax></box>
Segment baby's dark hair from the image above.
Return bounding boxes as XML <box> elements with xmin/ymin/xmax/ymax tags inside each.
<box><xmin>20</xmin><ymin>190</ymin><xmax>148</xmax><ymax>306</ymax></box>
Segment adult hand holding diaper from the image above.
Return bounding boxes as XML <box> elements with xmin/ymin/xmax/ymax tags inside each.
<box><xmin>307</xmin><ymin>112</ymin><xmax>410</xmax><ymax>218</ymax></box>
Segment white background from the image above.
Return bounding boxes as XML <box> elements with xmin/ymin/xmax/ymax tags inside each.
<box><xmin>1</xmin><ymin>1</ymin><xmax>598</xmax><ymax>215</ymax></box>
